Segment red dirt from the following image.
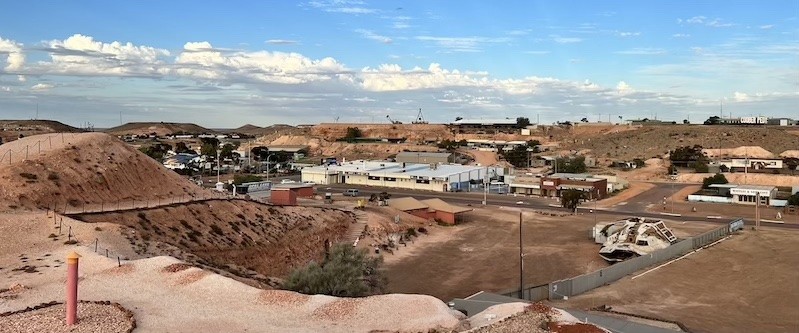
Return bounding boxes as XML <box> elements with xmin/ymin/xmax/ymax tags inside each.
<box><xmin>547</xmin><ymin>322</ymin><xmax>606</xmax><ymax>333</ymax></box>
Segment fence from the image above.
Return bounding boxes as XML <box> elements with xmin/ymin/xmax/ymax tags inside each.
<box><xmin>0</xmin><ymin>133</ymin><xmax>79</xmax><ymax>165</ymax></box>
<box><xmin>504</xmin><ymin>218</ymin><xmax>743</xmax><ymax>302</ymax></box>
<box><xmin>46</xmin><ymin>209</ymin><xmax>128</xmax><ymax>269</ymax></box>
<box><xmin>56</xmin><ymin>191</ymin><xmax>230</xmax><ymax>215</ymax></box>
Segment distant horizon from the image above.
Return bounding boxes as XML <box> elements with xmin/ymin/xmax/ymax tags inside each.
<box><xmin>2</xmin><ymin>1</ymin><xmax>797</xmax><ymax>127</ymax></box>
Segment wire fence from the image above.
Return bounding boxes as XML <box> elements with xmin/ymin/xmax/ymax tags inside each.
<box><xmin>46</xmin><ymin>209</ymin><xmax>128</xmax><ymax>268</ymax></box>
<box><xmin>0</xmin><ymin>133</ymin><xmax>80</xmax><ymax>165</ymax></box>
<box><xmin>54</xmin><ymin>191</ymin><xmax>231</xmax><ymax>215</ymax></box>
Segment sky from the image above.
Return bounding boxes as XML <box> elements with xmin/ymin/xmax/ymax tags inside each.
<box><xmin>0</xmin><ymin>1</ymin><xmax>797</xmax><ymax>128</ymax></box>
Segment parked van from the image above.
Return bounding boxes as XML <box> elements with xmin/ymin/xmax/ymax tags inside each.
<box><xmin>344</xmin><ymin>189</ymin><xmax>359</xmax><ymax>197</ymax></box>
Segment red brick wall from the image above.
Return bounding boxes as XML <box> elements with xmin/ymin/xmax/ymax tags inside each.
<box><xmin>270</xmin><ymin>190</ymin><xmax>297</xmax><ymax>206</ymax></box>
<box><xmin>406</xmin><ymin>208</ymin><xmax>434</xmax><ymax>220</ymax></box>
<box><xmin>434</xmin><ymin>211</ymin><xmax>456</xmax><ymax>225</ymax></box>
<box><xmin>293</xmin><ymin>187</ymin><xmax>315</xmax><ymax>198</ymax></box>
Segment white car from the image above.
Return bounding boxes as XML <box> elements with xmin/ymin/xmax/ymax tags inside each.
<box><xmin>281</xmin><ymin>179</ymin><xmax>296</xmax><ymax>184</ymax></box>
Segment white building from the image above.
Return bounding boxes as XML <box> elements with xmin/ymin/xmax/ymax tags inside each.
<box><xmin>740</xmin><ymin>116</ymin><xmax>768</xmax><ymax>125</ymax></box>
<box><xmin>719</xmin><ymin>158</ymin><xmax>783</xmax><ymax>170</ymax></box>
<box><xmin>729</xmin><ymin>185</ymin><xmax>776</xmax><ymax>206</ymax></box>
<box><xmin>301</xmin><ymin>160</ymin><xmax>503</xmax><ymax>192</ymax></box>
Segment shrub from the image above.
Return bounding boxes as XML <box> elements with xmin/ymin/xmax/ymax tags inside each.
<box><xmin>19</xmin><ymin>173</ymin><xmax>38</xmax><ymax>180</ymax></box>
<box><xmin>560</xmin><ymin>189</ymin><xmax>585</xmax><ymax>212</ymax></box>
<box><xmin>47</xmin><ymin>172</ymin><xmax>59</xmax><ymax>181</ymax></box>
<box><xmin>64</xmin><ymin>239</ymin><xmax>78</xmax><ymax>245</ymax></box>
<box><xmin>405</xmin><ymin>227</ymin><xmax>417</xmax><ymax>237</ymax></box>
<box><xmin>282</xmin><ymin>244</ymin><xmax>387</xmax><ymax>297</ymax></box>
<box><xmin>209</xmin><ymin>224</ymin><xmax>224</xmax><ymax>235</ymax></box>
<box><xmin>787</xmin><ymin>193</ymin><xmax>799</xmax><ymax>206</ymax></box>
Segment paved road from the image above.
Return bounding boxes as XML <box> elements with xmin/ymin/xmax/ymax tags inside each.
<box><xmin>316</xmin><ymin>183</ymin><xmax>799</xmax><ymax>230</ymax></box>
<box><xmin>616</xmin><ymin>183</ymin><xmax>687</xmax><ymax>213</ymax></box>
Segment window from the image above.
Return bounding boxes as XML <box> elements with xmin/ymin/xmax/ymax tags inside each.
<box><xmin>384</xmin><ymin>177</ymin><xmax>396</xmax><ymax>182</ymax></box>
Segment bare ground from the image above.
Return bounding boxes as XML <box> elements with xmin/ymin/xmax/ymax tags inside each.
<box><xmin>382</xmin><ymin>207</ymin><xmax>716</xmax><ymax>301</ymax></box>
<box><xmin>553</xmin><ymin>228</ymin><xmax>799</xmax><ymax>333</ymax></box>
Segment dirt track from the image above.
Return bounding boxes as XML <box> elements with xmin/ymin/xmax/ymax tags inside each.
<box><xmin>555</xmin><ymin>229</ymin><xmax>799</xmax><ymax>333</ymax></box>
<box><xmin>383</xmin><ymin>207</ymin><xmax>716</xmax><ymax>301</ymax></box>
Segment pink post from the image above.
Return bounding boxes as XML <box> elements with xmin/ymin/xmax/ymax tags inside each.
<box><xmin>66</xmin><ymin>251</ymin><xmax>81</xmax><ymax>326</ymax></box>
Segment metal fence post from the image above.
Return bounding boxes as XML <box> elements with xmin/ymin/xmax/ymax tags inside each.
<box><xmin>95</xmin><ymin>238</ymin><xmax>98</xmax><ymax>252</ymax></box>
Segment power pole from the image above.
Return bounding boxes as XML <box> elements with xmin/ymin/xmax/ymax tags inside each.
<box><xmin>519</xmin><ymin>211</ymin><xmax>524</xmax><ymax>298</ymax></box>
<box><xmin>755</xmin><ymin>192</ymin><xmax>760</xmax><ymax>231</ymax></box>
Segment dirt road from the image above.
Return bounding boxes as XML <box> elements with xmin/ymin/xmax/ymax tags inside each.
<box><xmin>554</xmin><ymin>229</ymin><xmax>799</xmax><ymax>333</ymax></box>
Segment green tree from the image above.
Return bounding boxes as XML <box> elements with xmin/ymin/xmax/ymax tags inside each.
<box><xmin>632</xmin><ymin>158</ymin><xmax>646</xmax><ymax>168</ymax></box>
<box><xmin>282</xmin><ymin>244</ymin><xmax>387</xmax><ymax>297</ymax></box>
<box><xmin>561</xmin><ymin>189</ymin><xmax>585</xmax><ymax>212</ymax></box>
<box><xmin>200</xmin><ymin>137</ymin><xmax>220</xmax><ymax>157</ymax></box>
<box><xmin>501</xmin><ymin>145</ymin><xmax>530</xmax><ymax>167</ymax></box>
<box><xmin>694</xmin><ymin>161</ymin><xmax>710</xmax><ymax>173</ymax></box>
<box><xmin>219</xmin><ymin>143</ymin><xmax>235</xmax><ymax>160</ymax></box>
<box><xmin>174</xmin><ymin>142</ymin><xmax>193</xmax><ymax>154</ymax></box>
<box><xmin>555</xmin><ymin>156</ymin><xmax>587</xmax><ymax>173</ymax></box>
<box><xmin>683</xmin><ymin>119</ymin><xmax>690</xmax><ymax>124</ymax></box>
<box><xmin>788</xmin><ymin>192</ymin><xmax>799</xmax><ymax>206</ymax></box>
<box><xmin>345</xmin><ymin>127</ymin><xmax>363</xmax><ymax>139</ymax></box>
<box><xmin>702</xmin><ymin>173</ymin><xmax>728</xmax><ymax>189</ymax></box>
<box><xmin>516</xmin><ymin>117</ymin><xmax>531</xmax><ymax>128</ymax></box>
<box><xmin>233</xmin><ymin>174</ymin><xmax>263</xmax><ymax>185</ymax></box>
<box><xmin>784</xmin><ymin>157</ymin><xmax>799</xmax><ymax>174</ymax></box>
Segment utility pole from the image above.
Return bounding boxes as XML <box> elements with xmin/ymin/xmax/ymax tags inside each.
<box><xmin>216</xmin><ymin>149</ymin><xmax>221</xmax><ymax>185</ymax></box>
<box><xmin>519</xmin><ymin>211</ymin><xmax>524</xmax><ymax>298</ymax></box>
<box><xmin>755</xmin><ymin>192</ymin><xmax>760</xmax><ymax>231</ymax></box>
<box><xmin>483</xmin><ymin>166</ymin><xmax>488</xmax><ymax>205</ymax></box>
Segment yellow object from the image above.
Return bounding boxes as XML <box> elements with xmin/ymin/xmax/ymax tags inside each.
<box><xmin>66</xmin><ymin>251</ymin><xmax>82</xmax><ymax>264</ymax></box>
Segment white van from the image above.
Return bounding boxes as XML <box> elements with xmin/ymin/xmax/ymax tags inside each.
<box><xmin>344</xmin><ymin>189</ymin><xmax>359</xmax><ymax>197</ymax></box>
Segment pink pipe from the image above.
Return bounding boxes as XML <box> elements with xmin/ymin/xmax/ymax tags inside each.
<box><xmin>66</xmin><ymin>252</ymin><xmax>81</xmax><ymax>326</ymax></box>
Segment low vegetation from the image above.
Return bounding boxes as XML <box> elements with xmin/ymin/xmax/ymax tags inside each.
<box><xmin>282</xmin><ymin>244</ymin><xmax>387</xmax><ymax>297</ymax></box>
<box><xmin>555</xmin><ymin>156</ymin><xmax>587</xmax><ymax>173</ymax></box>
<box><xmin>702</xmin><ymin>173</ymin><xmax>729</xmax><ymax>189</ymax></box>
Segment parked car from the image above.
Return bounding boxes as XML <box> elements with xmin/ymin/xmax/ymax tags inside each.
<box><xmin>343</xmin><ymin>189</ymin><xmax>359</xmax><ymax>197</ymax></box>
<box><xmin>281</xmin><ymin>179</ymin><xmax>296</xmax><ymax>184</ymax></box>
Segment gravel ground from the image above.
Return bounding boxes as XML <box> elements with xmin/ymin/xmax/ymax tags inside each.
<box><xmin>468</xmin><ymin>310</ymin><xmax>549</xmax><ymax>333</ymax></box>
<box><xmin>0</xmin><ymin>302</ymin><xmax>134</xmax><ymax>333</ymax></box>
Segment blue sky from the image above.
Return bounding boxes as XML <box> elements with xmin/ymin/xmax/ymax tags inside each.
<box><xmin>0</xmin><ymin>1</ymin><xmax>797</xmax><ymax>127</ymax></box>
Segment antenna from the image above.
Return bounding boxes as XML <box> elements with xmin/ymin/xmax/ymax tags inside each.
<box><xmin>120</xmin><ymin>111</ymin><xmax>123</xmax><ymax>125</ymax></box>
<box><xmin>412</xmin><ymin>108</ymin><xmax>428</xmax><ymax>124</ymax></box>
<box><xmin>35</xmin><ymin>103</ymin><xmax>39</xmax><ymax>120</ymax></box>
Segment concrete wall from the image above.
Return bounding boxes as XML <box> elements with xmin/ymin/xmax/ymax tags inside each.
<box><xmin>688</xmin><ymin>194</ymin><xmax>733</xmax><ymax>203</ymax></box>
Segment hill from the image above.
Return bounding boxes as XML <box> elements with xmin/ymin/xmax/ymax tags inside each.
<box><xmin>566</xmin><ymin>125</ymin><xmax>799</xmax><ymax>160</ymax></box>
<box><xmin>0</xmin><ymin>119</ymin><xmax>83</xmax><ymax>143</ymax></box>
<box><xmin>104</xmin><ymin>122</ymin><xmax>216</xmax><ymax>136</ymax></box>
<box><xmin>73</xmin><ymin>200</ymin><xmax>354</xmax><ymax>286</ymax></box>
<box><xmin>0</xmin><ymin>132</ymin><xmax>206</xmax><ymax>211</ymax></box>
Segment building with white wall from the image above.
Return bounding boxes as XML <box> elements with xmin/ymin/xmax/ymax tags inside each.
<box><xmin>301</xmin><ymin>160</ymin><xmax>503</xmax><ymax>192</ymax></box>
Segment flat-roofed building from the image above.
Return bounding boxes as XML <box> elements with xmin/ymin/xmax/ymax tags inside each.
<box><xmin>300</xmin><ymin>160</ymin><xmax>503</xmax><ymax>192</ymax></box>
<box><xmin>729</xmin><ymin>185</ymin><xmax>776</xmax><ymax>206</ymax></box>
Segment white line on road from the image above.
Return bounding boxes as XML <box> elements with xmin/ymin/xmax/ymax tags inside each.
<box><xmin>660</xmin><ymin>212</ymin><xmax>682</xmax><ymax>217</ymax></box>
<box><xmin>761</xmin><ymin>219</ymin><xmax>785</xmax><ymax>224</ymax></box>
<box><xmin>706</xmin><ymin>215</ymin><xmax>723</xmax><ymax>219</ymax></box>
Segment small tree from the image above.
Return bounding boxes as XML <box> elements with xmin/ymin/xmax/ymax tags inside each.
<box><xmin>683</xmin><ymin>119</ymin><xmax>690</xmax><ymax>124</ymax></box>
<box><xmin>561</xmin><ymin>189</ymin><xmax>585</xmax><ymax>213</ymax></box>
<box><xmin>174</xmin><ymin>142</ymin><xmax>193</xmax><ymax>154</ymax></box>
<box><xmin>516</xmin><ymin>117</ymin><xmax>531</xmax><ymax>128</ymax></box>
<box><xmin>501</xmin><ymin>145</ymin><xmax>530</xmax><ymax>168</ymax></box>
<box><xmin>704</xmin><ymin>116</ymin><xmax>721</xmax><ymax>125</ymax></box>
<box><xmin>345</xmin><ymin>127</ymin><xmax>363</xmax><ymax>139</ymax></box>
<box><xmin>555</xmin><ymin>156</ymin><xmax>587</xmax><ymax>173</ymax></box>
<box><xmin>632</xmin><ymin>158</ymin><xmax>646</xmax><ymax>168</ymax></box>
<box><xmin>702</xmin><ymin>173</ymin><xmax>728</xmax><ymax>189</ymax></box>
<box><xmin>580</xmin><ymin>117</ymin><xmax>589</xmax><ymax>123</ymax></box>
<box><xmin>282</xmin><ymin>244</ymin><xmax>387</xmax><ymax>297</ymax></box>
<box><xmin>694</xmin><ymin>161</ymin><xmax>709</xmax><ymax>173</ymax></box>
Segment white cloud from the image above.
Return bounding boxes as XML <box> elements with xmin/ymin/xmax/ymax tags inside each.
<box><xmin>0</xmin><ymin>36</ymin><xmax>25</xmax><ymax>71</ymax></box>
<box><xmin>759</xmin><ymin>24</ymin><xmax>774</xmax><ymax>29</ymax></box>
<box><xmin>306</xmin><ymin>0</ymin><xmax>376</xmax><ymax>14</ymax></box>
<box><xmin>389</xmin><ymin>16</ymin><xmax>412</xmax><ymax>29</ymax></box>
<box><xmin>550</xmin><ymin>35</ymin><xmax>582</xmax><ymax>44</ymax></box>
<box><xmin>355</xmin><ymin>29</ymin><xmax>392</xmax><ymax>44</ymax></box>
<box><xmin>678</xmin><ymin>16</ymin><xmax>734</xmax><ymax>27</ymax></box>
<box><xmin>507</xmin><ymin>29</ymin><xmax>531</xmax><ymax>36</ymax></box>
<box><xmin>174</xmin><ymin>41</ymin><xmax>349</xmax><ymax>84</ymax></box>
<box><xmin>616</xmin><ymin>81</ymin><xmax>634</xmax><ymax>95</ymax></box>
<box><xmin>32</xmin><ymin>34</ymin><xmax>170</xmax><ymax>77</ymax></box>
<box><xmin>415</xmin><ymin>36</ymin><xmax>510</xmax><ymax>52</ymax></box>
<box><xmin>733</xmin><ymin>91</ymin><xmax>750</xmax><ymax>102</ymax></box>
<box><xmin>266</xmin><ymin>39</ymin><xmax>300</xmax><ymax>45</ymax></box>
<box><xmin>672</xmin><ymin>33</ymin><xmax>691</xmax><ymax>38</ymax></box>
<box><xmin>615</xmin><ymin>48</ymin><xmax>667</xmax><ymax>55</ymax></box>
<box><xmin>17</xmin><ymin>75</ymin><xmax>26</xmax><ymax>82</ymax></box>
<box><xmin>31</xmin><ymin>83</ymin><xmax>53</xmax><ymax>91</ymax></box>
<box><xmin>617</xmin><ymin>31</ymin><xmax>641</xmax><ymax>37</ymax></box>
<box><xmin>524</xmin><ymin>51</ymin><xmax>550</xmax><ymax>55</ymax></box>
<box><xmin>1</xmin><ymin>86</ymin><xmax>10</xmax><ymax>92</ymax></box>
